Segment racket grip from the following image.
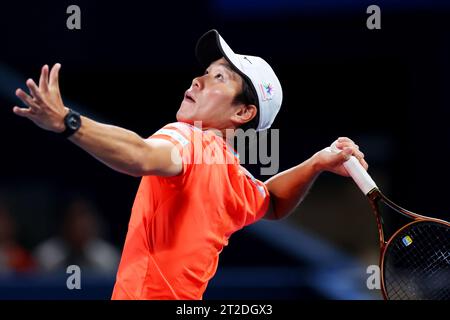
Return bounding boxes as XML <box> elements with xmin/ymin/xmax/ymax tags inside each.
<box><xmin>326</xmin><ymin>143</ymin><xmax>378</xmax><ymax>195</ymax></box>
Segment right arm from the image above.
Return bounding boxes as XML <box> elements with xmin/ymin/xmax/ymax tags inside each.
<box><xmin>67</xmin><ymin>116</ymin><xmax>182</xmax><ymax>177</ymax></box>
<box><xmin>13</xmin><ymin>63</ymin><xmax>181</xmax><ymax>177</ymax></box>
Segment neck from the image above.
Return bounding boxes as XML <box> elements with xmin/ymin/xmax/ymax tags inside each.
<box><xmin>201</xmin><ymin>125</ymin><xmax>237</xmax><ymax>147</ymax></box>
<box><xmin>221</xmin><ymin>128</ymin><xmax>236</xmax><ymax>147</ymax></box>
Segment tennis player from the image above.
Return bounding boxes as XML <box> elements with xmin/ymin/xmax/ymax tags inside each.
<box><xmin>13</xmin><ymin>29</ymin><xmax>368</xmax><ymax>299</ymax></box>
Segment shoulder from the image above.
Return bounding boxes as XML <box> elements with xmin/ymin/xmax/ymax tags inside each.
<box><xmin>157</xmin><ymin>121</ymin><xmax>199</xmax><ymax>135</ymax></box>
<box><xmin>150</xmin><ymin>122</ymin><xmax>201</xmax><ymax>146</ymax></box>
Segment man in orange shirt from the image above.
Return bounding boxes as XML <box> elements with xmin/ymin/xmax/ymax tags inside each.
<box><xmin>12</xmin><ymin>29</ymin><xmax>368</xmax><ymax>299</ymax></box>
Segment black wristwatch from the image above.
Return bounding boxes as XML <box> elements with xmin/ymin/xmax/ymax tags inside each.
<box><xmin>61</xmin><ymin>108</ymin><xmax>82</xmax><ymax>138</ymax></box>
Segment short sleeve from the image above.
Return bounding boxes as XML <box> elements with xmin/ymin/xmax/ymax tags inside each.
<box><xmin>147</xmin><ymin>122</ymin><xmax>194</xmax><ymax>176</ymax></box>
<box><xmin>247</xmin><ymin>178</ymin><xmax>271</xmax><ymax>224</ymax></box>
<box><xmin>238</xmin><ymin>166</ymin><xmax>271</xmax><ymax>225</ymax></box>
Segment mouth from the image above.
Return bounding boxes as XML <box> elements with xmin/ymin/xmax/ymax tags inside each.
<box><xmin>184</xmin><ymin>91</ymin><xmax>196</xmax><ymax>103</ymax></box>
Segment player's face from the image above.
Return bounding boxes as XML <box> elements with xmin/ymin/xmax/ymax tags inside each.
<box><xmin>176</xmin><ymin>58</ymin><xmax>244</xmax><ymax>130</ymax></box>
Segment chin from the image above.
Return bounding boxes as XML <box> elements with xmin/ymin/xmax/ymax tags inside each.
<box><xmin>176</xmin><ymin>111</ymin><xmax>194</xmax><ymax>125</ymax></box>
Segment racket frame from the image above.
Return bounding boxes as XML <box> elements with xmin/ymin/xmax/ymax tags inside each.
<box><xmin>367</xmin><ymin>187</ymin><xmax>450</xmax><ymax>299</ymax></box>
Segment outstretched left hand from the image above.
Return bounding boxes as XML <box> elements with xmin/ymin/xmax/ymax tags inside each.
<box><xmin>312</xmin><ymin>137</ymin><xmax>368</xmax><ymax>177</ymax></box>
<box><xmin>13</xmin><ymin>63</ymin><xmax>68</xmax><ymax>133</ymax></box>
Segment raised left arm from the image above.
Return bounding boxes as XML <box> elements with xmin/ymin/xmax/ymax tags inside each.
<box><xmin>263</xmin><ymin>137</ymin><xmax>368</xmax><ymax>220</ymax></box>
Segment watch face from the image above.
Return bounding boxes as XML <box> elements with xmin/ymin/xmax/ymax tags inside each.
<box><xmin>67</xmin><ymin>114</ymin><xmax>81</xmax><ymax>130</ymax></box>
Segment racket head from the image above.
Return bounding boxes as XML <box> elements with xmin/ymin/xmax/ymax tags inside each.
<box><xmin>381</xmin><ymin>220</ymin><xmax>450</xmax><ymax>300</ymax></box>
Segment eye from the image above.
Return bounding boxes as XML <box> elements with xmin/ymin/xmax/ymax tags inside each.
<box><xmin>204</xmin><ymin>70</ymin><xmax>209</xmax><ymax>75</ymax></box>
<box><xmin>215</xmin><ymin>73</ymin><xmax>224</xmax><ymax>80</ymax></box>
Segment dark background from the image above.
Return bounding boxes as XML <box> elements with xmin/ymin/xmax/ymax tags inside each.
<box><xmin>0</xmin><ymin>0</ymin><xmax>449</xmax><ymax>299</ymax></box>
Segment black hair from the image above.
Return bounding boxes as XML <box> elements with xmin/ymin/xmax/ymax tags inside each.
<box><xmin>232</xmin><ymin>77</ymin><xmax>259</xmax><ymax>131</ymax></box>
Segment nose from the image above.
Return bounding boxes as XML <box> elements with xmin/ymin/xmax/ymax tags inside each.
<box><xmin>191</xmin><ymin>76</ymin><xmax>203</xmax><ymax>90</ymax></box>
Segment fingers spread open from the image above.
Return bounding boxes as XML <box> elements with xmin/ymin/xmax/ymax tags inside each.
<box><xmin>26</xmin><ymin>79</ymin><xmax>44</xmax><ymax>103</ymax></box>
<box><xmin>12</xmin><ymin>106</ymin><xmax>34</xmax><ymax>118</ymax></box>
<box><xmin>49</xmin><ymin>63</ymin><xmax>61</xmax><ymax>89</ymax></box>
<box><xmin>16</xmin><ymin>88</ymin><xmax>39</xmax><ymax>111</ymax></box>
<box><xmin>39</xmin><ymin>65</ymin><xmax>49</xmax><ymax>92</ymax></box>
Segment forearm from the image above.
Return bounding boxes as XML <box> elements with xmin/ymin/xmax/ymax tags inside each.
<box><xmin>264</xmin><ymin>156</ymin><xmax>321</xmax><ymax>220</ymax></box>
<box><xmin>68</xmin><ymin>115</ymin><xmax>151</xmax><ymax>176</ymax></box>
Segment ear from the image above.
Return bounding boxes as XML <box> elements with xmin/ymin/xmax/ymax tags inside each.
<box><xmin>231</xmin><ymin>104</ymin><xmax>257</xmax><ymax>127</ymax></box>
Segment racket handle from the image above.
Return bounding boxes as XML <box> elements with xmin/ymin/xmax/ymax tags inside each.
<box><xmin>326</xmin><ymin>142</ymin><xmax>378</xmax><ymax>195</ymax></box>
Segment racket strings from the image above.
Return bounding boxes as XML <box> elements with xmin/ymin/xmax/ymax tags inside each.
<box><xmin>383</xmin><ymin>221</ymin><xmax>450</xmax><ymax>300</ymax></box>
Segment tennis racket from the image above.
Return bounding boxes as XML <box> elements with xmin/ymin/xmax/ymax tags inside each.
<box><xmin>328</xmin><ymin>143</ymin><xmax>450</xmax><ymax>300</ymax></box>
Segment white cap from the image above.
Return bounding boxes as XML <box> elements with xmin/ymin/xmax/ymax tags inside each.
<box><xmin>195</xmin><ymin>29</ymin><xmax>283</xmax><ymax>131</ymax></box>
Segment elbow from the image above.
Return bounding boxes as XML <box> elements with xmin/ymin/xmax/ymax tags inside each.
<box><xmin>264</xmin><ymin>196</ymin><xmax>295</xmax><ymax>221</ymax></box>
<box><xmin>129</xmin><ymin>155</ymin><xmax>157</xmax><ymax>177</ymax></box>
<box><xmin>268</xmin><ymin>208</ymin><xmax>286</xmax><ymax>221</ymax></box>
<box><xmin>264</xmin><ymin>197</ymin><xmax>282</xmax><ymax>220</ymax></box>
<box><xmin>124</xmin><ymin>139</ymin><xmax>180</xmax><ymax>177</ymax></box>
<box><xmin>126</xmin><ymin>170</ymin><xmax>143</xmax><ymax>178</ymax></box>
<box><xmin>127</xmin><ymin>141</ymin><xmax>158</xmax><ymax>177</ymax></box>
<box><xmin>128</xmin><ymin>154</ymin><xmax>160</xmax><ymax>177</ymax></box>
<box><xmin>123</xmin><ymin>152</ymin><xmax>151</xmax><ymax>177</ymax></box>
<box><xmin>122</xmin><ymin>161</ymin><xmax>145</xmax><ymax>177</ymax></box>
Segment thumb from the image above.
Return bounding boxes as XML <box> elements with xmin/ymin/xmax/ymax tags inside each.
<box><xmin>13</xmin><ymin>106</ymin><xmax>32</xmax><ymax>118</ymax></box>
<box><xmin>339</xmin><ymin>147</ymin><xmax>353</xmax><ymax>162</ymax></box>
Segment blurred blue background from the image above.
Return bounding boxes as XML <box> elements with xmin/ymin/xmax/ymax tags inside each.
<box><xmin>0</xmin><ymin>0</ymin><xmax>449</xmax><ymax>299</ymax></box>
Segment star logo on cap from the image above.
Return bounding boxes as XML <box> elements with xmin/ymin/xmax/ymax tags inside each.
<box><xmin>259</xmin><ymin>82</ymin><xmax>274</xmax><ymax>101</ymax></box>
<box><xmin>264</xmin><ymin>83</ymin><xmax>273</xmax><ymax>95</ymax></box>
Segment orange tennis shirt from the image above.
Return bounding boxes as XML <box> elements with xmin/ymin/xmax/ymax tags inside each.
<box><xmin>111</xmin><ymin>122</ymin><xmax>270</xmax><ymax>299</ymax></box>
